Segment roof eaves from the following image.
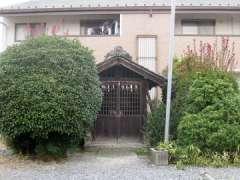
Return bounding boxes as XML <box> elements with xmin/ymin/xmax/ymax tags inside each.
<box><xmin>97</xmin><ymin>56</ymin><xmax>167</xmax><ymax>88</ymax></box>
<box><xmin>0</xmin><ymin>6</ymin><xmax>169</xmax><ymax>15</ymax></box>
<box><xmin>1</xmin><ymin>3</ymin><xmax>240</xmax><ymax>15</ymax></box>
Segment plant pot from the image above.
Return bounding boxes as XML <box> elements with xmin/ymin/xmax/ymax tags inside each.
<box><xmin>150</xmin><ymin>148</ymin><xmax>169</xmax><ymax>166</ymax></box>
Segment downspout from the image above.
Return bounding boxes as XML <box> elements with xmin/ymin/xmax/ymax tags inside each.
<box><xmin>0</xmin><ymin>19</ymin><xmax>8</xmax><ymax>52</ymax></box>
<box><xmin>0</xmin><ymin>20</ymin><xmax>7</xmax><ymax>27</ymax></box>
<box><xmin>149</xmin><ymin>9</ymin><xmax>153</xmax><ymax>17</ymax></box>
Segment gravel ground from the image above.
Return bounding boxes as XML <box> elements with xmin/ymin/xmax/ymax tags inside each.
<box><xmin>0</xmin><ymin>147</ymin><xmax>240</xmax><ymax>180</ymax></box>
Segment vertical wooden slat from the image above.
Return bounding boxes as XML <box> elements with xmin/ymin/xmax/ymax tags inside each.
<box><xmin>96</xmin><ymin>79</ymin><xmax>144</xmax><ymax>139</ymax></box>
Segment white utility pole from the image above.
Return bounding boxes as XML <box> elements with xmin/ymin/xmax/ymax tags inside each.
<box><xmin>164</xmin><ymin>0</ymin><xmax>176</xmax><ymax>143</ymax></box>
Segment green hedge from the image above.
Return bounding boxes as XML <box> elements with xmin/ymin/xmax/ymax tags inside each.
<box><xmin>185</xmin><ymin>70</ymin><xmax>238</xmax><ymax>113</ymax></box>
<box><xmin>177</xmin><ymin>70</ymin><xmax>240</xmax><ymax>153</ymax></box>
<box><xmin>170</xmin><ymin>57</ymin><xmax>238</xmax><ymax>139</ymax></box>
<box><xmin>0</xmin><ymin>36</ymin><xmax>102</xmax><ymax>156</ymax></box>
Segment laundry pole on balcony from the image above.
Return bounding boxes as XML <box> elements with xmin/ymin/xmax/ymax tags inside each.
<box><xmin>164</xmin><ymin>0</ymin><xmax>176</xmax><ymax>143</ymax></box>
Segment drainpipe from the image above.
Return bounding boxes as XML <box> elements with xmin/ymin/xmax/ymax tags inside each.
<box><xmin>164</xmin><ymin>0</ymin><xmax>176</xmax><ymax>144</ymax></box>
<box><xmin>0</xmin><ymin>19</ymin><xmax>7</xmax><ymax>27</ymax></box>
<box><xmin>0</xmin><ymin>19</ymin><xmax>8</xmax><ymax>52</ymax></box>
<box><xmin>0</xmin><ymin>20</ymin><xmax>7</xmax><ymax>53</ymax></box>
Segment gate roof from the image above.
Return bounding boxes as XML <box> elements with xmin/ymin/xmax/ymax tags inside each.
<box><xmin>97</xmin><ymin>46</ymin><xmax>167</xmax><ymax>89</ymax></box>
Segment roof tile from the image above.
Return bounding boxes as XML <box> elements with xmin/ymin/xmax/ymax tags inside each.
<box><xmin>1</xmin><ymin>0</ymin><xmax>240</xmax><ymax>10</ymax></box>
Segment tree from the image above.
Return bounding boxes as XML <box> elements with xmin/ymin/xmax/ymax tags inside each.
<box><xmin>0</xmin><ymin>36</ymin><xmax>102</xmax><ymax>156</ymax></box>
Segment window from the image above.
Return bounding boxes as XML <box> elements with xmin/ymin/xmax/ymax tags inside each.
<box><xmin>80</xmin><ymin>19</ymin><xmax>120</xmax><ymax>36</ymax></box>
<box><xmin>137</xmin><ymin>36</ymin><xmax>157</xmax><ymax>99</ymax></box>
<box><xmin>15</xmin><ymin>23</ymin><xmax>46</xmax><ymax>41</ymax></box>
<box><xmin>182</xmin><ymin>20</ymin><xmax>215</xmax><ymax>35</ymax></box>
<box><xmin>137</xmin><ymin>37</ymin><xmax>157</xmax><ymax>72</ymax></box>
<box><xmin>182</xmin><ymin>21</ymin><xmax>198</xmax><ymax>35</ymax></box>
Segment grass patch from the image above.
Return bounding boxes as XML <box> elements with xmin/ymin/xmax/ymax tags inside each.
<box><xmin>134</xmin><ymin>147</ymin><xmax>149</xmax><ymax>156</ymax></box>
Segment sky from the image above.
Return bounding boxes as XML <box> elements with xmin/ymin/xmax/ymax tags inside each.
<box><xmin>0</xmin><ymin>0</ymin><xmax>30</xmax><ymax>7</ymax></box>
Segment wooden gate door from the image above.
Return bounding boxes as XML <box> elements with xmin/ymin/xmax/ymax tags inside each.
<box><xmin>95</xmin><ymin>80</ymin><xmax>144</xmax><ymax>139</ymax></box>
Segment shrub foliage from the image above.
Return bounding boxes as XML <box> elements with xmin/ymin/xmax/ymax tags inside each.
<box><xmin>156</xmin><ymin>142</ymin><xmax>240</xmax><ymax>168</ymax></box>
<box><xmin>0</xmin><ymin>36</ymin><xmax>102</xmax><ymax>156</ymax></box>
<box><xmin>171</xmin><ymin>56</ymin><xmax>238</xmax><ymax>139</ymax></box>
<box><xmin>170</xmin><ymin>56</ymin><xmax>211</xmax><ymax>138</ymax></box>
<box><xmin>177</xmin><ymin>71</ymin><xmax>240</xmax><ymax>152</ymax></box>
<box><xmin>155</xmin><ymin>39</ymin><xmax>240</xmax><ymax>167</ymax></box>
<box><xmin>145</xmin><ymin>102</ymin><xmax>166</xmax><ymax>146</ymax></box>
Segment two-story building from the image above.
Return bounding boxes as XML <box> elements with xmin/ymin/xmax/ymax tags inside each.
<box><xmin>0</xmin><ymin>0</ymin><xmax>240</xmax><ymax>74</ymax></box>
<box><xmin>0</xmin><ymin>0</ymin><xmax>240</xmax><ymax>139</ymax></box>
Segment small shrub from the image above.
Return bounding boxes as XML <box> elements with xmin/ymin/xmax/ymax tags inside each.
<box><xmin>145</xmin><ymin>102</ymin><xmax>166</xmax><ymax>146</ymax></box>
<box><xmin>233</xmin><ymin>153</ymin><xmax>240</xmax><ymax>166</ymax></box>
<box><xmin>160</xmin><ymin>143</ymin><xmax>202</xmax><ymax>165</ymax></box>
<box><xmin>156</xmin><ymin>142</ymin><xmax>240</xmax><ymax>168</ymax></box>
<box><xmin>184</xmin><ymin>38</ymin><xmax>236</xmax><ymax>71</ymax></box>
<box><xmin>210</xmin><ymin>152</ymin><xmax>230</xmax><ymax>168</ymax></box>
<box><xmin>156</xmin><ymin>142</ymin><xmax>177</xmax><ymax>163</ymax></box>
<box><xmin>156</xmin><ymin>142</ymin><xmax>203</xmax><ymax>166</ymax></box>
<box><xmin>0</xmin><ymin>36</ymin><xmax>102</xmax><ymax>157</ymax></box>
<box><xmin>176</xmin><ymin>160</ymin><xmax>185</xmax><ymax>170</ymax></box>
<box><xmin>34</xmin><ymin>133</ymin><xmax>80</xmax><ymax>158</ymax></box>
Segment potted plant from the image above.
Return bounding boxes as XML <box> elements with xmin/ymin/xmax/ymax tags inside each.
<box><xmin>150</xmin><ymin>142</ymin><xmax>176</xmax><ymax>166</ymax></box>
<box><xmin>150</xmin><ymin>148</ymin><xmax>168</xmax><ymax>166</ymax></box>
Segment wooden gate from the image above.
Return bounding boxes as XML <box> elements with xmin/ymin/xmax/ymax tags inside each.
<box><xmin>95</xmin><ymin>47</ymin><xmax>167</xmax><ymax>140</ymax></box>
<box><xmin>95</xmin><ymin>80</ymin><xmax>144</xmax><ymax>138</ymax></box>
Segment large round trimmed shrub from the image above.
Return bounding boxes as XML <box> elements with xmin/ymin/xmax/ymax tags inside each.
<box><xmin>0</xmin><ymin>36</ymin><xmax>102</xmax><ymax>156</ymax></box>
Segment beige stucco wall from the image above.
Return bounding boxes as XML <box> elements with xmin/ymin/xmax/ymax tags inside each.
<box><xmin>2</xmin><ymin>13</ymin><xmax>240</xmax><ymax>73</ymax></box>
<box><xmin>174</xmin><ymin>13</ymin><xmax>240</xmax><ymax>71</ymax></box>
<box><xmin>2</xmin><ymin>13</ymin><xmax>171</xmax><ymax>74</ymax></box>
<box><xmin>2</xmin><ymin>14</ymin><xmax>169</xmax><ymax>72</ymax></box>
<box><xmin>77</xmin><ymin>14</ymin><xmax>170</xmax><ymax>74</ymax></box>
